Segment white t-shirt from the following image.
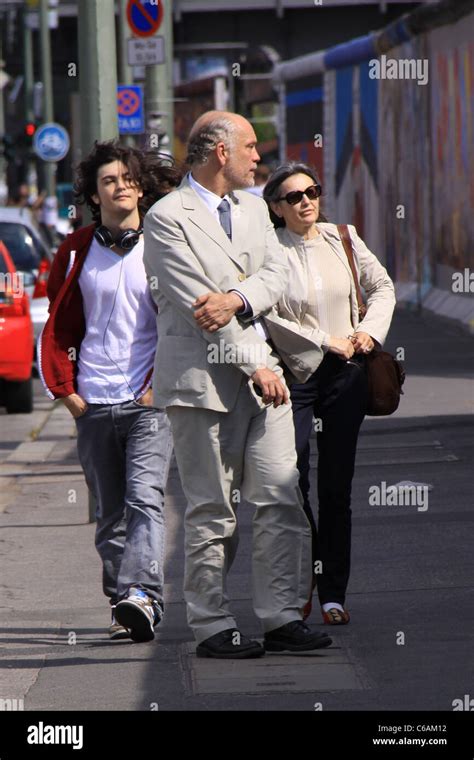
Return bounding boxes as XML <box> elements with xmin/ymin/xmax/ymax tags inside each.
<box><xmin>77</xmin><ymin>237</ymin><xmax>157</xmax><ymax>404</ymax></box>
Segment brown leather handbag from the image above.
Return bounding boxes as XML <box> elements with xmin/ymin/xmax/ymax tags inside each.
<box><xmin>337</xmin><ymin>225</ymin><xmax>405</xmax><ymax>416</ymax></box>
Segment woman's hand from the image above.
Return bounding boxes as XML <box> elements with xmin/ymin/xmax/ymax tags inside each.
<box><xmin>62</xmin><ymin>393</ymin><xmax>88</xmax><ymax>419</ymax></box>
<box><xmin>350</xmin><ymin>332</ymin><xmax>375</xmax><ymax>354</ymax></box>
<box><xmin>327</xmin><ymin>337</ymin><xmax>355</xmax><ymax>360</ymax></box>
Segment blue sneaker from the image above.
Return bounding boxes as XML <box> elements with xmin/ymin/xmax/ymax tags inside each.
<box><xmin>114</xmin><ymin>588</ymin><xmax>162</xmax><ymax>643</ymax></box>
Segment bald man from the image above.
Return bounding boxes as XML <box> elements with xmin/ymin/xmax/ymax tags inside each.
<box><xmin>144</xmin><ymin>111</ymin><xmax>331</xmax><ymax>657</ymax></box>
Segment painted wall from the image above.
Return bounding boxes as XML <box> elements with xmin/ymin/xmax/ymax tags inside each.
<box><xmin>429</xmin><ymin>17</ymin><xmax>474</xmax><ymax>289</ymax></box>
<box><xmin>286</xmin><ymin>10</ymin><xmax>474</xmax><ymax>290</ymax></box>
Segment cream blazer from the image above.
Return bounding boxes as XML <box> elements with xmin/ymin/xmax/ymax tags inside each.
<box><xmin>263</xmin><ymin>223</ymin><xmax>396</xmax><ymax>383</ymax></box>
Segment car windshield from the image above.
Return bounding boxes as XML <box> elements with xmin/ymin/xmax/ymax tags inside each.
<box><xmin>0</xmin><ymin>222</ymin><xmax>42</xmax><ymax>272</ymax></box>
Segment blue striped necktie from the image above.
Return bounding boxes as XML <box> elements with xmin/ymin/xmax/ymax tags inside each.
<box><xmin>217</xmin><ymin>198</ymin><xmax>232</xmax><ymax>241</ymax></box>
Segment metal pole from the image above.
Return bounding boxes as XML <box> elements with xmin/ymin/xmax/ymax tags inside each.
<box><xmin>145</xmin><ymin>0</ymin><xmax>174</xmax><ymax>155</ymax></box>
<box><xmin>117</xmin><ymin>0</ymin><xmax>134</xmax><ymax>147</ymax></box>
<box><xmin>164</xmin><ymin>0</ymin><xmax>174</xmax><ymax>156</ymax></box>
<box><xmin>23</xmin><ymin>10</ymin><xmax>38</xmax><ymax>199</ymax></box>
<box><xmin>118</xmin><ymin>0</ymin><xmax>133</xmax><ymax>86</ymax></box>
<box><xmin>145</xmin><ymin>64</ymin><xmax>165</xmax><ymax>152</ymax></box>
<box><xmin>78</xmin><ymin>0</ymin><xmax>118</xmax><ymax>156</ymax></box>
<box><xmin>39</xmin><ymin>0</ymin><xmax>55</xmax><ymax>197</ymax></box>
<box><xmin>24</xmin><ymin>18</ymin><xmax>34</xmax><ymax>124</ymax></box>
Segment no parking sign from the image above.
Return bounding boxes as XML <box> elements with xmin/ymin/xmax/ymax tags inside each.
<box><xmin>126</xmin><ymin>0</ymin><xmax>163</xmax><ymax>37</ymax></box>
<box><xmin>117</xmin><ymin>85</ymin><xmax>145</xmax><ymax>134</ymax></box>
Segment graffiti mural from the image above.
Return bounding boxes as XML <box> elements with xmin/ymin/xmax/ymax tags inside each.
<box><xmin>430</xmin><ymin>23</ymin><xmax>474</xmax><ymax>277</ymax></box>
<box><xmin>378</xmin><ymin>36</ymin><xmax>433</xmax><ymax>290</ymax></box>
<box><xmin>318</xmin><ymin>10</ymin><xmax>474</xmax><ymax>290</ymax></box>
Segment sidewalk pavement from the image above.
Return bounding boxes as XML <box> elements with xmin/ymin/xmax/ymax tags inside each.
<box><xmin>0</xmin><ymin>308</ymin><xmax>472</xmax><ymax>711</ymax></box>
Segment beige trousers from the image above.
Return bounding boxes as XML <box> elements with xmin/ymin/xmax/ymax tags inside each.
<box><xmin>167</xmin><ymin>380</ymin><xmax>313</xmax><ymax>644</ymax></box>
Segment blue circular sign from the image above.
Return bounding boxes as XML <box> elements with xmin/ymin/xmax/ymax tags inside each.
<box><xmin>33</xmin><ymin>123</ymin><xmax>70</xmax><ymax>162</ymax></box>
<box><xmin>127</xmin><ymin>0</ymin><xmax>163</xmax><ymax>37</ymax></box>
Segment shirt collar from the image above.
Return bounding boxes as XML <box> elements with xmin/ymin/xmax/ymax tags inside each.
<box><xmin>286</xmin><ymin>226</ymin><xmax>325</xmax><ymax>246</ymax></box>
<box><xmin>188</xmin><ymin>172</ymin><xmax>231</xmax><ymax>215</ymax></box>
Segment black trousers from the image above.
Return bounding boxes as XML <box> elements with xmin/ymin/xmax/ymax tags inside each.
<box><xmin>290</xmin><ymin>353</ymin><xmax>368</xmax><ymax>606</ymax></box>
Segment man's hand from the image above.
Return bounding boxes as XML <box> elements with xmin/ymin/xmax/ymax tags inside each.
<box><xmin>251</xmin><ymin>367</ymin><xmax>289</xmax><ymax>407</ymax></box>
<box><xmin>350</xmin><ymin>331</ymin><xmax>375</xmax><ymax>354</ymax></box>
<box><xmin>62</xmin><ymin>393</ymin><xmax>88</xmax><ymax>419</ymax></box>
<box><xmin>193</xmin><ymin>292</ymin><xmax>244</xmax><ymax>332</ymax></box>
<box><xmin>136</xmin><ymin>388</ymin><xmax>154</xmax><ymax>407</ymax></box>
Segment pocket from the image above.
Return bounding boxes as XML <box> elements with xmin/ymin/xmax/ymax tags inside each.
<box><xmin>75</xmin><ymin>407</ymin><xmax>90</xmax><ymax>421</ymax></box>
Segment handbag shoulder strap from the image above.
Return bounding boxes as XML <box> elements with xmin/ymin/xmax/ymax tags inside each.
<box><xmin>337</xmin><ymin>224</ymin><xmax>366</xmax><ymax>317</ymax></box>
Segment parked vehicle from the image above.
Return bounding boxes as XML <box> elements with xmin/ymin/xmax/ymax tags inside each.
<box><xmin>0</xmin><ymin>207</ymin><xmax>54</xmax><ymax>346</ymax></box>
<box><xmin>0</xmin><ymin>241</ymin><xmax>34</xmax><ymax>414</ymax></box>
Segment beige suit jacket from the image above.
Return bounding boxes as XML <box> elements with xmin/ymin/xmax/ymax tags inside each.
<box><xmin>144</xmin><ymin>175</ymin><xmax>319</xmax><ymax>411</ymax></box>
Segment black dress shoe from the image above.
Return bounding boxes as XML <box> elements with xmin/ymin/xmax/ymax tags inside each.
<box><xmin>196</xmin><ymin>628</ymin><xmax>265</xmax><ymax>659</ymax></box>
<box><xmin>264</xmin><ymin>620</ymin><xmax>332</xmax><ymax>652</ymax></box>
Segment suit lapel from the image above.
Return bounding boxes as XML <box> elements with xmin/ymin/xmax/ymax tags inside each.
<box><xmin>179</xmin><ymin>179</ymin><xmax>246</xmax><ymax>274</ymax></box>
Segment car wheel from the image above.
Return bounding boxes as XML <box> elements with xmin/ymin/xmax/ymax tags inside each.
<box><xmin>5</xmin><ymin>377</ymin><xmax>34</xmax><ymax>414</ymax></box>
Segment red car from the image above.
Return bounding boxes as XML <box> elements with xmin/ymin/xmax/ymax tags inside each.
<box><xmin>0</xmin><ymin>241</ymin><xmax>34</xmax><ymax>413</ymax></box>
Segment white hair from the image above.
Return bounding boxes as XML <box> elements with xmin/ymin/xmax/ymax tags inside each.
<box><xmin>186</xmin><ymin>117</ymin><xmax>239</xmax><ymax>166</ymax></box>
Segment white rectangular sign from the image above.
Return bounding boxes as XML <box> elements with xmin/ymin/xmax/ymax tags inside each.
<box><xmin>127</xmin><ymin>37</ymin><xmax>165</xmax><ymax>67</ymax></box>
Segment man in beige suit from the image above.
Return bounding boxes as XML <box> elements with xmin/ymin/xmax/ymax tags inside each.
<box><xmin>143</xmin><ymin>111</ymin><xmax>331</xmax><ymax>658</ymax></box>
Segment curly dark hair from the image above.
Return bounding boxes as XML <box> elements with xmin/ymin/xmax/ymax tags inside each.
<box><xmin>74</xmin><ymin>140</ymin><xmax>183</xmax><ymax>223</ymax></box>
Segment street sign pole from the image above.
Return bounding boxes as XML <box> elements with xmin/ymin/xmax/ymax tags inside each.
<box><xmin>124</xmin><ymin>0</ymin><xmax>173</xmax><ymax>155</ymax></box>
<box><xmin>23</xmin><ymin>8</ymin><xmax>38</xmax><ymax>200</ymax></box>
<box><xmin>118</xmin><ymin>0</ymin><xmax>135</xmax><ymax>146</ymax></box>
<box><xmin>143</xmin><ymin>0</ymin><xmax>174</xmax><ymax>155</ymax></box>
<box><xmin>145</xmin><ymin>53</ymin><xmax>166</xmax><ymax>152</ymax></box>
<box><xmin>78</xmin><ymin>0</ymin><xmax>118</xmax><ymax>158</ymax></box>
<box><xmin>163</xmin><ymin>0</ymin><xmax>174</xmax><ymax>156</ymax></box>
<box><xmin>39</xmin><ymin>0</ymin><xmax>55</xmax><ymax>199</ymax></box>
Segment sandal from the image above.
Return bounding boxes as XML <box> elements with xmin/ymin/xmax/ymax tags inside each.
<box><xmin>322</xmin><ymin>607</ymin><xmax>350</xmax><ymax>625</ymax></box>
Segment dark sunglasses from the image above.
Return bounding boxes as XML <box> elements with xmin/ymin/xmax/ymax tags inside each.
<box><xmin>277</xmin><ymin>184</ymin><xmax>322</xmax><ymax>205</ymax></box>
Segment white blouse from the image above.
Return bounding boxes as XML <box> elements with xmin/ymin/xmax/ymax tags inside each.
<box><xmin>278</xmin><ymin>228</ymin><xmax>354</xmax><ymax>348</ymax></box>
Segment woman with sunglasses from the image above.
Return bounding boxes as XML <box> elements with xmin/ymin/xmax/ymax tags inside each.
<box><xmin>263</xmin><ymin>161</ymin><xmax>395</xmax><ymax>625</ymax></box>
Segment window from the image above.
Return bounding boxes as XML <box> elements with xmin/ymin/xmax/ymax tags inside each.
<box><xmin>0</xmin><ymin>223</ymin><xmax>42</xmax><ymax>272</ymax></box>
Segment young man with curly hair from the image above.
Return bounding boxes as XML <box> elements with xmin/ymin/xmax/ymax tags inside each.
<box><xmin>39</xmin><ymin>140</ymin><xmax>181</xmax><ymax>642</ymax></box>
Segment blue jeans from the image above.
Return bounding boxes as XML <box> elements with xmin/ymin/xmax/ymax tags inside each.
<box><xmin>75</xmin><ymin>400</ymin><xmax>173</xmax><ymax>611</ymax></box>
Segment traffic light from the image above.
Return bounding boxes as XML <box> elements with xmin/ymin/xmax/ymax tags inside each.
<box><xmin>17</xmin><ymin>123</ymin><xmax>38</xmax><ymax>155</ymax></box>
<box><xmin>24</xmin><ymin>122</ymin><xmax>37</xmax><ymax>141</ymax></box>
